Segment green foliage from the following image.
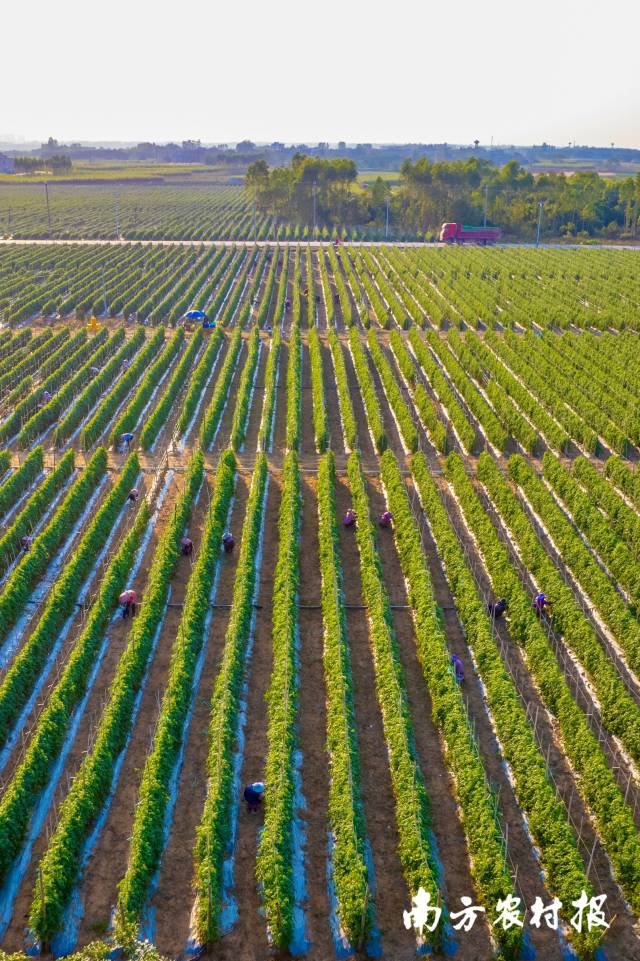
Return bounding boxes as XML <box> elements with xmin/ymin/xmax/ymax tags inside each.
<box><xmin>327</xmin><ymin>330</ymin><xmax>357</xmax><ymax>451</ymax></box>
<box><xmin>193</xmin><ymin>454</ymin><xmax>268</xmax><ymax>942</ymax></box>
<box><xmin>140</xmin><ymin>329</ymin><xmax>203</xmax><ymax>450</ymax></box>
<box><xmin>348</xmin><ymin>328</ymin><xmax>386</xmax><ymax>452</ymax></box>
<box><xmin>256</xmin><ymin>451</ymin><xmax>301</xmax><ymax>949</ymax></box>
<box><xmin>308</xmin><ymin>328</ymin><xmax>328</xmax><ymax>452</ymax></box>
<box><xmin>230</xmin><ymin>327</ymin><xmax>261</xmax><ymax>450</ymax></box>
<box><xmin>367</xmin><ymin>328</ymin><xmax>417</xmax><ymax>451</ymax></box>
<box><xmin>412</xmin><ymin>452</ymin><xmax>599</xmax><ymax>957</ymax></box>
<box><xmin>446</xmin><ymin>452</ymin><xmax>640</xmax><ymax>920</ymax></box>
<box><xmin>408</xmin><ymin>328</ymin><xmax>475</xmax><ymax>453</ymax></box>
<box><xmin>81</xmin><ymin>328</ymin><xmax>165</xmax><ymax>449</ymax></box>
<box><xmin>199</xmin><ymin>328</ymin><xmax>243</xmax><ymax>449</ymax></box>
<box><xmin>317</xmin><ymin>452</ymin><xmax>370</xmax><ymax>946</ymax></box>
<box><xmin>30</xmin><ymin>452</ymin><xmax>204</xmax><ymax>941</ymax></box>
<box><xmin>285</xmin><ymin>323</ymin><xmax>301</xmax><ymax>452</ymax></box>
<box><xmin>257</xmin><ymin>328</ymin><xmax>281</xmax><ymax>452</ymax></box>
<box><xmin>0</xmin><ymin>449</ymin><xmax>73</xmax><ymax>578</ymax></box>
<box><xmin>115</xmin><ymin>451</ymin><xmax>236</xmax><ymax>931</ymax></box>
<box><xmin>0</xmin><ymin>462</ymin><xmax>148</xmax><ymax>883</ymax></box>
<box><xmin>54</xmin><ymin>329</ymin><xmax>145</xmax><ymax>446</ymax></box>
<box><xmin>178</xmin><ymin>328</ymin><xmax>223</xmax><ymax>436</ymax></box>
<box><xmin>382</xmin><ymin>450</ymin><xmax>520</xmax><ymax>958</ymax></box>
<box><xmin>111</xmin><ymin>328</ymin><xmax>183</xmax><ymax>446</ymax></box>
<box><xmin>346</xmin><ymin>451</ymin><xmax>440</xmax><ymax>940</ymax></box>
<box><xmin>0</xmin><ymin>448</ymin><xmax>43</xmax><ymax>521</ymax></box>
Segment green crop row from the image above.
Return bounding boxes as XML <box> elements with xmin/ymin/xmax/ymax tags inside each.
<box><xmin>0</xmin><ymin>448</ymin><xmax>107</xmax><ymax>645</ymax></box>
<box><xmin>326</xmin><ymin>246</ymin><xmax>353</xmax><ymax>326</ymax></box>
<box><xmin>509</xmin><ymin>454</ymin><xmax>640</xmax><ymax>677</ymax></box>
<box><xmin>408</xmin><ymin>329</ymin><xmax>475</xmax><ymax>454</ymax></box>
<box><xmin>388</xmin><ymin>331</ymin><xmax>447</xmax><ymax>453</ymax></box>
<box><xmin>230</xmin><ymin>327</ymin><xmax>261</xmax><ymax>451</ymax></box>
<box><xmin>0</xmin><ymin>447</ymin><xmax>43</xmax><ymax>521</ymax></box>
<box><xmin>54</xmin><ymin>329</ymin><xmax>145</xmax><ymax>446</ymax></box>
<box><xmin>0</xmin><ymin>452</ymin><xmax>139</xmax><ymax>753</ymax></box>
<box><xmin>257</xmin><ymin>329</ymin><xmax>281</xmax><ymax>452</ymax></box>
<box><xmin>348</xmin><ymin>328</ymin><xmax>386</xmax><ymax>452</ymax></box>
<box><xmin>256</xmin><ymin>451</ymin><xmax>301</xmax><ymax>949</ymax></box>
<box><xmin>193</xmin><ymin>454</ymin><xmax>268</xmax><ymax>942</ymax></box>
<box><xmin>316</xmin><ymin>451</ymin><xmax>370</xmax><ymax>946</ymax></box>
<box><xmin>18</xmin><ymin>328</ymin><xmax>124</xmax><ymax>448</ymax></box>
<box><xmin>490</xmin><ymin>331</ymin><xmax>598</xmax><ymax>455</ymax></box>
<box><xmin>273</xmin><ymin>248</ymin><xmax>290</xmax><ymax>328</ymax></box>
<box><xmin>346</xmin><ymin>451</ymin><xmax>440</xmax><ymax>942</ymax></box>
<box><xmin>327</xmin><ymin>331</ymin><xmax>357</xmax><ymax>451</ymax></box>
<box><xmin>367</xmin><ymin>328</ymin><xmax>418</xmax><ymax>452</ymax></box>
<box><xmin>425</xmin><ymin>331</ymin><xmax>508</xmax><ymax>452</ymax></box>
<box><xmin>140</xmin><ymin>329</ymin><xmax>203</xmax><ymax>450</ymax></box>
<box><xmin>115</xmin><ymin>451</ymin><xmax>236</xmax><ymax>933</ymax></box>
<box><xmin>411</xmin><ymin>453</ymin><xmax>599</xmax><ymax>958</ymax></box>
<box><xmin>285</xmin><ymin>323</ymin><xmax>301</xmax><ymax>452</ymax></box>
<box><xmin>464</xmin><ymin>333</ymin><xmax>569</xmax><ymax>454</ymax></box>
<box><xmin>81</xmin><ymin>328</ymin><xmax>165</xmax><ymax>449</ymax></box>
<box><xmin>110</xmin><ymin>328</ymin><xmax>184</xmax><ymax>446</ymax></box>
<box><xmin>199</xmin><ymin>328</ymin><xmax>243</xmax><ymax>449</ymax></box>
<box><xmin>308</xmin><ymin>327</ymin><xmax>328</xmax><ymax>453</ymax></box>
<box><xmin>477</xmin><ymin>452</ymin><xmax>640</xmax><ymax>766</ymax></box>
<box><xmin>0</xmin><ymin>328</ymin><xmax>68</xmax><ymax>397</ymax></box>
<box><xmin>178</xmin><ymin>328</ymin><xmax>223</xmax><ymax>436</ymax></box>
<box><xmin>573</xmin><ymin>456</ymin><xmax>640</xmax><ymax>556</ymax></box>
<box><xmin>0</xmin><ymin>448</ymin><xmax>74</xmax><ymax>580</ymax></box>
<box><xmin>0</xmin><ymin>329</ymin><xmax>95</xmax><ymax>443</ymax></box>
<box><xmin>30</xmin><ymin>451</ymin><xmax>204</xmax><ymax>942</ymax></box>
<box><xmin>543</xmin><ymin>453</ymin><xmax>640</xmax><ymax>608</ymax></box>
<box><xmin>382</xmin><ymin>450</ymin><xmax>520</xmax><ymax>959</ymax></box>
<box><xmin>446</xmin><ymin>452</ymin><xmax>640</xmax><ymax>919</ymax></box>
<box><xmin>604</xmin><ymin>454</ymin><xmax>640</xmax><ymax>509</ymax></box>
<box><xmin>0</xmin><ymin>459</ymin><xmax>146</xmax><ymax>885</ymax></box>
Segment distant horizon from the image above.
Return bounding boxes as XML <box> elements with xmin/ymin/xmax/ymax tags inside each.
<box><xmin>2</xmin><ymin>138</ymin><xmax>639</xmax><ymax>153</ymax></box>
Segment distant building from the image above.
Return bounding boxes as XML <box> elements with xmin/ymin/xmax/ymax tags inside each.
<box><xmin>0</xmin><ymin>154</ymin><xmax>15</xmax><ymax>174</ymax></box>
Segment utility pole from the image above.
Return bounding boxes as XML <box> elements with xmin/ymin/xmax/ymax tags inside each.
<box><xmin>483</xmin><ymin>185</ymin><xmax>489</xmax><ymax>227</ymax></box>
<box><xmin>44</xmin><ymin>182</ymin><xmax>51</xmax><ymax>233</ymax></box>
<box><xmin>385</xmin><ymin>198</ymin><xmax>390</xmax><ymax>240</ymax></box>
<box><xmin>536</xmin><ymin>201</ymin><xmax>545</xmax><ymax>247</ymax></box>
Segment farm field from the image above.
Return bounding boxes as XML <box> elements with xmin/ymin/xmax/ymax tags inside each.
<box><xmin>0</xmin><ymin>184</ymin><xmax>387</xmax><ymax>242</ymax></box>
<box><xmin>0</xmin><ymin>244</ymin><xmax>639</xmax><ymax>961</ymax></box>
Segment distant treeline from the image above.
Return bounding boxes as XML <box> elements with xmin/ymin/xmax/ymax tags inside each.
<box><xmin>248</xmin><ymin>154</ymin><xmax>640</xmax><ymax>241</ymax></box>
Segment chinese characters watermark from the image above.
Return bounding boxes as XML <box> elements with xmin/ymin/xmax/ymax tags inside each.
<box><xmin>403</xmin><ymin>890</ymin><xmax>609</xmax><ymax>936</ymax></box>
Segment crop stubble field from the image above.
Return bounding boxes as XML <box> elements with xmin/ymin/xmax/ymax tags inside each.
<box><xmin>0</xmin><ymin>242</ymin><xmax>639</xmax><ymax>960</ymax></box>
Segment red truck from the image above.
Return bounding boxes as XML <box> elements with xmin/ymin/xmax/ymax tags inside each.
<box><xmin>439</xmin><ymin>222</ymin><xmax>501</xmax><ymax>244</ymax></box>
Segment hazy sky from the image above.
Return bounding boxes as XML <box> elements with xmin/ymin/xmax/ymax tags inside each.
<box><xmin>5</xmin><ymin>0</ymin><xmax>639</xmax><ymax>147</ymax></box>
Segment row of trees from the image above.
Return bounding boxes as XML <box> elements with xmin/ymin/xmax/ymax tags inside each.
<box><xmin>247</xmin><ymin>154</ymin><xmax>640</xmax><ymax>240</ymax></box>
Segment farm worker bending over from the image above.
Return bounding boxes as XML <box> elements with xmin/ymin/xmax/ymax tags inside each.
<box><xmin>488</xmin><ymin>598</ymin><xmax>508</xmax><ymax>619</ymax></box>
<box><xmin>119</xmin><ymin>589</ymin><xmax>137</xmax><ymax>619</ymax></box>
<box><xmin>121</xmin><ymin>432</ymin><xmax>134</xmax><ymax>452</ymax></box>
<box><xmin>533</xmin><ymin>592</ymin><xmax>553</xmax><ymax>616</ymax></box>
<box><xmin>343</xmin><ymin>509</ymin><xmax>357</xmax><ymax>528</ymax></box>
<box><xmin>222</xmin><ymin>531</ymin><xmax>235</xmax><ymax>554</ymax></box>
<box><xmin>41</xmin><ymin>390</ymin><xmax>52</xmax><ymax>405</ymax></box>
<box><xmin>379</xmin><ymin>510</ymin><xmax>393</xmax><ymax>528</ymax></box>
<box><xmin>127</xmin><ymin>487</ymin><xmax>139</xmax><ymax>503</ymax></box>
<box><xmin>243</xmin><ymin>781</ymin><xmax>264</xmax><ymax>813</ymax></box>
<box><xmin>451</xmin><ymin>653</ymin><xmax>464</xmax><ymax>683</ymax></box>
<box><xmin>20</xmin><ymin>534</ymin><xmax>33</xmax><ymax>551</ymax></box>
<box><xmin>180</xmin><ymin>537</ymin><xmax>193</xmax><ymax>556</ymax></box>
